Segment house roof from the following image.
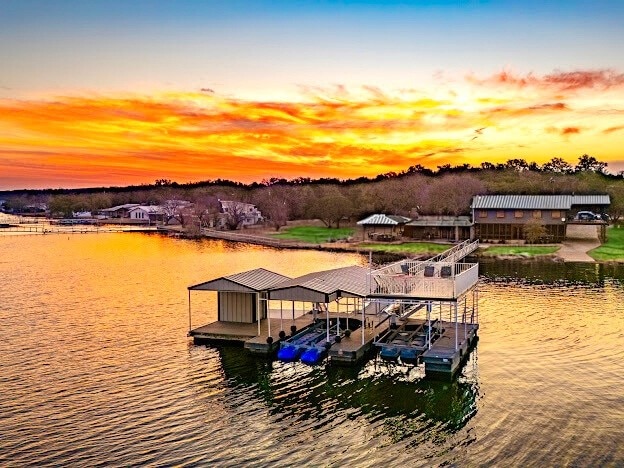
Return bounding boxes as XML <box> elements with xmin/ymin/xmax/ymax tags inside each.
<box><xmin>357</xmin><ymin>214</ymin><xmax>411</xmax><ymax>225</ymax></box>
<box><xmin>571</xmin><ymin>194</ymin><xmax>610</xmax><ymax>205</ymax></box>
<box><xmin>129</xmin><ymin>205</ymin><xmax>165</xmax><ymax>214</ymax></box>
<box><xmin>406</xmin><ymin>216</ymin><xmax>472</xmax><ymax>227</ymax></box>
<box><xmin>100</xmin><ymin>203</ymin><xmax>140</xmax><ymax>212</ymax></box>
<box><xmin>471</xmin><ymin>194</ymin><xmax>611</xmax><ymax>210</ymax></box>
<box><xmin>269</xmin><ymin>265</ymin><xmax>370</xmax><ymax>300</ymax></box>
<box><xmin>188</xmin><ymin>268</ymin><xmax>290</xmax><ymax>292</ymax></box>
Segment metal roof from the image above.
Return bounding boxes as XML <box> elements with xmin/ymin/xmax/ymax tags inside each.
<box><xmin>357</xmin><ymin>214</ymin><xmax>411</xmax><ymax>225</ymax></box>
<box><xmin>471</xmin><ymin>195</ymin><xmax>572</xmax><ymax>210</ymax></box>
<box><xmin>406</xmin><ymin>216</ymin><xmax>472</xmax><ymax>227</ymax></box>
<box><xmin>269</xmin><ymin>266</ymin><xmax>370</xmax><ymax>301</ymax></box>
<box><xmin>571</xmin><ymin>194</ymin><xmax>610</xmax><ymax>205</ymax></box>
<box><xmin>472</xmin><ymin>194</ymin><xmax>611</xmax><ymax>210</ymax></box>
<box><xmin>188</xmin><ymin>268</ymin><xmax>291</xmax><ymax>292</ymax></box>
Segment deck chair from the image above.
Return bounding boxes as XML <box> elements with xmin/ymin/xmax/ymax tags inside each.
<box><xmin>424</xmin><ymin>265</ymin><xmax>435</xmax><ymax>277</ymax></box>
<box><xmin>400</xmin><ymin>264</ymin><xmax>410</xmax><ymax>275</ymax></box>
<box><xmin>440</xmin><ymin>266</ymin><xmax>452</xmax><ymax>278</ymax></box>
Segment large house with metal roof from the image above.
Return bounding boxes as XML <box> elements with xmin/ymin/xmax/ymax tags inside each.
<box><xmin>471</xmin><ymin>194</ymin><xmax>610</xmax><ymax>242</ymax></box>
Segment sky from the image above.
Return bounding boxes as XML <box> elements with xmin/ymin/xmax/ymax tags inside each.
<box><xmin>1</xmin><ymin>0</ymin><xmax>624</xmax><ymax>189</ymax></box>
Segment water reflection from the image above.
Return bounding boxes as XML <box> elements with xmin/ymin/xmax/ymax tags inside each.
<box><xmin>478</xmin><ymin>257</ymin><xmax>624</xmax><ymax>286</ymax></box>
<box><xmin>205</xmin><ymin>344</ymin><xmax>479</xmax><ymax>444</ymax></box>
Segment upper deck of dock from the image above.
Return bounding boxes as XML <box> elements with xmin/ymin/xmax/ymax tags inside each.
<box><xmin>369</xmin><ymin>240</ymin><xmax>479</xmax><ymax>300</ymax></box>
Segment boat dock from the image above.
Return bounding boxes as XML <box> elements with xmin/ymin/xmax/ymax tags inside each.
<box><xmin>187</xmin><ymin>239</ymin><xmax>480</xmax><ymax>377</ymax></box>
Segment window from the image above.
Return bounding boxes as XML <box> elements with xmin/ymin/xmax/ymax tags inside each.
<box><xmin>551</xmin><ymin>210</ymin><xmax>561</xmax><ymax>219</ymax></box>
<box><xmin>533</xmin><ymin>210</ymin><xmax>542</xmax><ymax>219</ymax></box>
<box><xmin>496</xmin><ymin>211</ymin><xmax>505</xmax><ymax>218</ymax></box>
<box><xmin>515</xmin><ymin>211</ymin><xmax>524</xmax><ymax>218</ymax></box>
<box><xmin>478</xmin><ymin>210</ymin><xmax>487</xmax><ymax>218</ymax></box>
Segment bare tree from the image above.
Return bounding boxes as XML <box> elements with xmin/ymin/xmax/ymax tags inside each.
<box><xmin>253</xmin><ymin>186</ymin><xmax>290</xmax><ymax>231</ymax></box>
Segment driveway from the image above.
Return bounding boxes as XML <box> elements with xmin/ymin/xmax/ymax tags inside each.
<box><xmin>557</xmin><ymin>225</ymin><xmax>601</xmax><ymax>262</ymax></box>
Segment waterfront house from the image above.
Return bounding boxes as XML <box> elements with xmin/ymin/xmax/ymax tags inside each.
<box><xmin>128</xmin><ymin>205</ymin><xmax>166</xmax><ymax>224</ymax></box>
<box><xmin>217</xmin><ymin>200</ymin><xmax>263</xmax><ymax>228</ymax></box>
<box><xmin>356</xmin><ymin>214</ymin><xmax>411</xmax><ymax>241</ymax></box>
<box><xmin>471</xmin><ymin>194</ymin><xmax>610</xmax><ymax>242</ymax></box>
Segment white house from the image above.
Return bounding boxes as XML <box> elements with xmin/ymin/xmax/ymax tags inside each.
<box><xmin>128</xmin><ymin>205</ymin><xmax>166</xmax><ymax>223</ymax></box>
<box><xmin>218</xmin><ymin>200</ymin><xmax>263</xmax><ymax>227</ymax></box>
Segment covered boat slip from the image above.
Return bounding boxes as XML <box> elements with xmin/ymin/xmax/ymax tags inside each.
<box><xmin>187</xmin><ymin>241</ymin><xmax>480</xmax><ymax>375</ymax></box>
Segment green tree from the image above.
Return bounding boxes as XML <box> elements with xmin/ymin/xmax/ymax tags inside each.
<box><xmin>523</xmin><ymin>219</ymin><xmax>547</xmax><ymax>244</ymax></box>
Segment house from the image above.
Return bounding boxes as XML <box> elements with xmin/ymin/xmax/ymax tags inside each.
<box><xmin>403</xmin><ymin>216</ymin><xmax>472</xmax><ymax>242</ymax></box>
<box><xmin>128</xmin><ymin>205</ymin><xmax>166</xmax><ymax>224</ymax></box>
<box><xmin>471</xmin><ymin>194</ymin><xmax>610</xmax><ymax>242</ymax></box>
<box><xmin>98</xmin><ymin>203</ymin><xmax>140</xmax><ymax>219</ymax></box>
<box><xmin>356</xmin><ymin>214</ymin><xmax>411</xmax><ymax>241</ymax></box>
<box><xmin>217</xmin><ymin>200</ymin><xmax>263</xmax><ymax>228</ymax></box>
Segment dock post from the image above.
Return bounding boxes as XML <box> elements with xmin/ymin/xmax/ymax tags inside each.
<box><xmin>361</xmin><ymin>298</ymin><xmax>365</xmax><ymax>346</ymax></box>
<box><xmin>188</xmin><ymin>290</ymin><xmax>192</xmax><ymax>332</ymax></box>
<box><xmin>257</xmin><ymin>294</ymin><xmax>261</xmax><ymax>336</ymax></box>
<box><xmin>267</xmin><ymin>296</ymin><xmax>271</xmax><ymax>338</ymax></box>
<box><xmin>454</xmin><ymin>302</ymin><xmax>458</xmax><ymax>351</ymax></box>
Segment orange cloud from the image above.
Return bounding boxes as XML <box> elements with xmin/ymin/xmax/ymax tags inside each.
<box><xmin>0</xmin><ymin>69</ymin><xmax>623</xmax><ymax>188</ymax></box>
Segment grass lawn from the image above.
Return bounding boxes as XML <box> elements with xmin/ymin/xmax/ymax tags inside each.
<box><xmin>357</xmin><ymin>242</ymin><xmax>451</xmax><ymax>254</ymax></box>
<box><xmin>271</xmin><ymin>226</ymin><xmax>354</xmax><ymax>243</ymax></box>
<box><xmin>481</xmin><ymin>245</ymin><xmax>560</xmax><ymax>256</ymax></box>
<box><xmin>589</xmin><ymin>226</ymin><xmax>624</xmax><ymax>261</ymax></box>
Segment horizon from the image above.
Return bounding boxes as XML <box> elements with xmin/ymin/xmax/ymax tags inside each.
<box><xmin>1</xmin><ymin>1</ymin><xmax>624</xmax><ymax>190</ymax></box>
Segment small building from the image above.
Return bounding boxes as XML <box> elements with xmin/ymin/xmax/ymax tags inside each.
<box><xmin>128</xmin><ymin>205</ymin><xmax>166</xmax><ymax>224</ymax></box>
<box><xmin>403</xmin><ymin>216</ymin><xmax>472</xmax><ymax>242</ymax></box>
<box><xmin>471</xmin><ymin>194</ymin><xmax>610</xmax><ymax>242</ymax></box>
<box><xmin>189</xmin><ymin>268</ymin><xmax>290</xmax><ymax>323</ymax></box>
<box><xmin>357</xmin><ymin>214</ymin><xmax>411</xmax><ymax>241</ymax></box>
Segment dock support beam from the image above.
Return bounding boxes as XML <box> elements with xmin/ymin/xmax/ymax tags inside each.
<box><xmin>188</xmin><ymin>290</ymin><xmax>192</xmax><ymax>332</ymax></box>
<box><xmin>454</xmin><ymin>302</ymin><xmax>458</xmax><ymax>351</ymax></box>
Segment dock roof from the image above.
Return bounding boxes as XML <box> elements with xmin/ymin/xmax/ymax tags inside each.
<box><xmin>188</xmin><ymin>268</ymin><xmax>291</xmax><ymax>292</ymax></box>
<box><xmin>269</xmin><ymin>265</ymin><xmax>370</xmax><ymax>302</ymax></box>
<box><xmin>357</xmin><ymin>214</ymin><xmax>411</xmax><ymax>225</ymax></box>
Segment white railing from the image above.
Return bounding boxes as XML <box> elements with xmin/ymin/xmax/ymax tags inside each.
<box><xmin>370</xmin><ymin>262</ymin><xmax>478</xmax><ymax>299</ymax></box>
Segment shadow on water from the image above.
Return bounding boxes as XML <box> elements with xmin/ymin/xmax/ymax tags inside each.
<box><xmin>202</xmin><ymin>344</ymin><xmax>479</xmax><ymax>443</ymax></box>
<box><xmin>476</xmin><ymin>257</ymin><xmax>624</xmax><ymax>286</ymax></box>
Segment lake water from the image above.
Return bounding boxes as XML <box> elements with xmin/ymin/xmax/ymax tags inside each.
<box><xmin>0</xmin><ymin>231</ymin><xmax>623</xmax><ymax>466</ymax></box>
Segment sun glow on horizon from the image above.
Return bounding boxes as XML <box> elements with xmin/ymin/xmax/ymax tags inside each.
<box><xmin>1</xmin><ymin>69</ymin><xmax>624</xmax><ymax>189</ymax></box>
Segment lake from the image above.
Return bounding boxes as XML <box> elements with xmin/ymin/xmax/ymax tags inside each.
<box><xmin>0</xmin><ymin>231</ymin><xmax>623</xmax><ymax>466</ymax></box>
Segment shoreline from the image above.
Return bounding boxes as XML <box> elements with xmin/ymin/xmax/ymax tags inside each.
<box><xmin>183</xmin><ymin>227</ymin><xmax>610</xmax><ymax>263</ymax></box>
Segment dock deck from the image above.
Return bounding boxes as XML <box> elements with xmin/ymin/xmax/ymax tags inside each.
<box><xmin>190</xmin><ymin>311</ymin><xmax>390</xmax><ymax>364</ymax></box>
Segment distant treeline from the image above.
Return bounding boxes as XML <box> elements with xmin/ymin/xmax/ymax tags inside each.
<box><xmin>3</xmin><ymin>155</ymin><xmax>624</xmax><ymax>227</ymax></box>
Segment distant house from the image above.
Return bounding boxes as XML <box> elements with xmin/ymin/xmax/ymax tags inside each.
<box><xmin>217</xmin><ymin>200</ymin><xmax>263</xmax><ymax>228</ymax></box>
<box><xmin>356</xmin><ymin>214</ymin><xmax>411</xmax><ymax>241</ymax></box>
<box><xmin>471</xmin><ymin>194</ymin><xmax>610</xmax><ymax>242</ymax></box>
<box><xmin>128</xmin><ymin>205</ymin><xmax>166</xmax><ymax>224</ymax></box>
<box><xmin>98</xmin><ymin>203</ymin><xmax>140</xmax><ymax>219</ymax></box>
<box><xmin>403</xmin><ymin>216</ymin><xmax>472</xmax><ymax>242</ymax></box>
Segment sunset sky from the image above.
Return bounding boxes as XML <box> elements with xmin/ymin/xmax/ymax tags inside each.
<box><xmin>1</xmin><ymin>0</ymin><xmax>624</xmax><ymax>189</ymax></box>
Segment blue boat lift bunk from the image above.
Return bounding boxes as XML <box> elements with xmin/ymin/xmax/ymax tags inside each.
<box><xmin>369</xmin><ymin>240</ymin><xmax>480</xmax><ymax>375</ymax></box>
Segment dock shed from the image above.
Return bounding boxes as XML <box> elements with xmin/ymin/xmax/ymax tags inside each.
<box><xmin>188</xmin><ymin>268</ymin><xmax>290</xmax><ymax>323</ymax></box>
<box><xmin>403</xmin><ymin>215</ymin><xmax>472</xmax><ymax>242</ymax></box>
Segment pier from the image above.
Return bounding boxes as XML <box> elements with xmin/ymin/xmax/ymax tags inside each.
<box><xmin>187</xmin><ymin>240</ymin><xmax>480</xmax><ymax>377</ymax></box>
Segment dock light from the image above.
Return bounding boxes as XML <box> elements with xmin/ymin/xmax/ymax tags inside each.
<box><xmin>266</xmin><ymin>336</ymin><xmax>274</xmax><ymax>345</ymax></box>
<box><xmin>290</xmin><ymin>325</ymin><xmax>297</xmax><ymax>335</ymax></box>
<box><xmin>278</xmin><ymin>330</ymin><xmax>286</xmax><ymax>340</ymax></box>
<box><xmin>335</xmin><ymin>335</ymin><xmax>342</xmax><ymax>343</ymax></box>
